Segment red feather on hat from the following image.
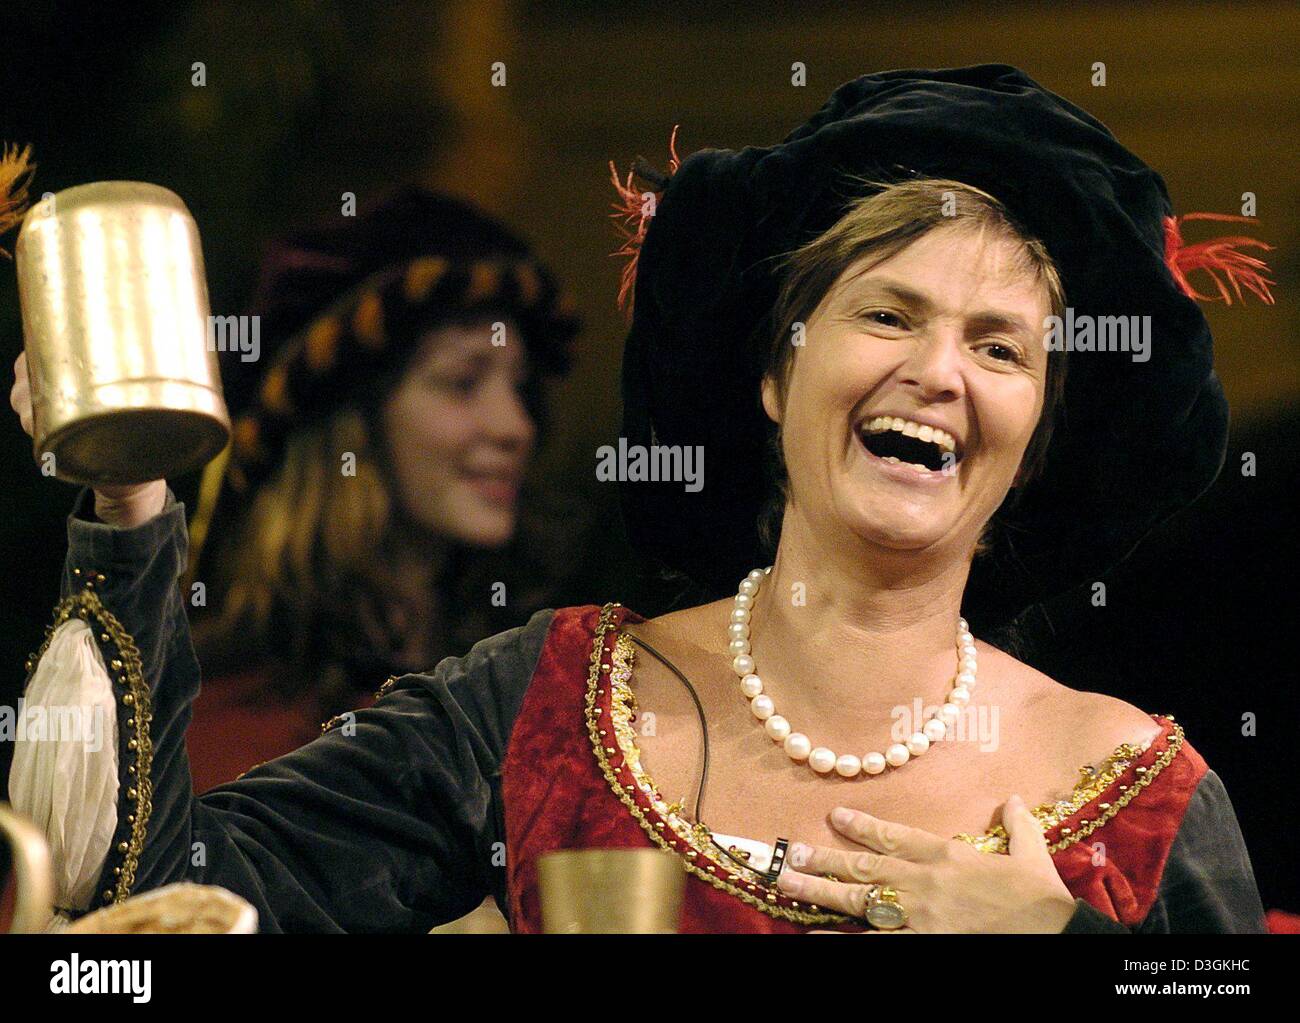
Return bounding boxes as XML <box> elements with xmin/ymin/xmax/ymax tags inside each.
<box><xmin>609</xmin><ymin>125</ymin><xmax>681</xmax><ymax>318</ymax></box>
<box><xmin>1163</xmin><ymin>211</ymin><xmax>1275</xmax><ymax>306</ymax></box>
<box><xmin>0</xmin><ymin>143</ymin><xmax>35</xmax><ymax>257</ymax></box>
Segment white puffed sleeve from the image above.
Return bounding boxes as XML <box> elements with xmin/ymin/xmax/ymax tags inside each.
<box><xmin>8</xmin><ymin>618</ymin><xmax>119</xmax><ymax>913</ymax></box>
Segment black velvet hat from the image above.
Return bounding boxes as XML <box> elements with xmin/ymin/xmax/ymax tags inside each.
<box><xmin>612</xmin><ymin>64</ymin><xmax>1274</xmax><ymax>628</ymax></box>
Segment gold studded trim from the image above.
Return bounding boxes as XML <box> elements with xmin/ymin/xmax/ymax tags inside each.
<box><xmin>319</xmin><ymin>713</ymin><xmax>350</xmax><ymax>735</ymax></box>
<box><xmin>607</xmin><ymin>632</ymin><xmax>772</xmax><ymax>890</ymax></box>
<box><xmin>318</xmin><ymin>670</ymin><xmax>397</xmax><ymax>738</ymax></box>
<box><xmin>956</xmin><ymin>722</ymin><xmax>1190</xmax><ymax>857</ymax></box>
<box><xmin>955</xmin><ymin>719</ymin><xmax>1183</xmax><ymax>854</ymax></box>
<box><xmin>24</xmin><ymin>574</ymin><xmax>153</xmax><ymax>905</ymax></box>
<box><xmin>585</xmin><ymin>603</ymin><xmax>854</xmax><ymax>927</ymax></box>
<box><xmin>374</xmin><ymin>674</ymin><xmax>401</xmax><ymax>701</ymax></box>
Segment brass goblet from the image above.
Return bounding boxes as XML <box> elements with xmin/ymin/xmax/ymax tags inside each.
<box><xmin>537</xmin><ymin>848</ymin><xmax>686</xmax><ymax>934</ymax></box>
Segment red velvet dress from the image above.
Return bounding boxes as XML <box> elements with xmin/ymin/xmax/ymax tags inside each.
<box><xmin>502</xmin><ymin>603</ymin><xmax>1215</xmax><ymax>933</ymax></box>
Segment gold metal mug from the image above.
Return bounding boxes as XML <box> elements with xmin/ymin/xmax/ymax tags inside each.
<box><xmin>537</xmin><ymin>848</ymin><xmax>686</xmax><ymax>933</ymax></box>
<box><xmin>16</xmin><ymin>181</ymin><xmax>230</xmax><ymax>485</ymax></box>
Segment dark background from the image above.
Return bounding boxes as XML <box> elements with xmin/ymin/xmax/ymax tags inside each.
<box><xmin>1</xmin><ymin>0</ymin><xmax>1296</xmax><ymax>918</ymax></box>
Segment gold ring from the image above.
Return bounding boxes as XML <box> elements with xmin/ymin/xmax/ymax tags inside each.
<box><xmin>863</xmin><ymin>883</ymin><xmax>908</xmax><ymax>930</ymax></box>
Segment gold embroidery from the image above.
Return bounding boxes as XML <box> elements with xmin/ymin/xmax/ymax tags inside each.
<box><xmin>585</xmin><ymin>603</ymin><xmax>853</xmax><ymax>926</ymax></box>
<box><xmin>607</xmin><ymin>633</ymin><xmax>771</xmax><ymax>891</ymax></box>
<box><xmin>585</xmin><ymin>603</ymin><xmax>1186</xmax><ymax>925</ymax></box>
<box><xmin>955</xmin><ymin>723</ymin><xmax>1182</xmax><ymax>854</ymax></box>
<box><xmin>320</xmin><ymin>714</ymin><xmax>350</xmax><ymax>735</ymax></box>
<box><xmin>27</xmin><ymin>583</ymin><xmax>154</xmax><ymax>905</ymax></box>
<box><xmin>374</xmin><ymin>674</ymin><xmax>400</xmax><ymax>701</ymax></box>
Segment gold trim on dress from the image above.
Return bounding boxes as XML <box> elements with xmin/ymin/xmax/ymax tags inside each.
<box><xmin>955</xmin><ymin>722</ymin><xmax>1183</xmax><ymax>854</ymax></box>
<box><xmin>584</xmin><ymin>603</ymin><xmax>854</xmax><ymax>926</ymax></box>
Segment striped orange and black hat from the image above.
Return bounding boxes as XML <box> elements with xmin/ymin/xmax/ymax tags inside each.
<box><xmin>224</xmin><ymin>186</ymin><xmax>580</xmax><ymax>490</ymax></box>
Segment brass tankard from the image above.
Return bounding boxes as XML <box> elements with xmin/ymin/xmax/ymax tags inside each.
<box><xmin>16</xmin><ymin>181</ymin><xmax>230</xmax><ymax>485</ymax></box>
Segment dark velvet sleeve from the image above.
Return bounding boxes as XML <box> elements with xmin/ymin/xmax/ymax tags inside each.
<box><xmin>1061</xmin><ymin>769</ymin><xmax>1267</xmax><ymax>934</ymax></box>
<box><xmin>56</xmin><ymin>487</ymin><xmax>552</xmax><ymax>932</ymax></box>
<box><xmin>1133</xmin><ymin>769</ymin><xmax>1267</xmax><ymax>933</ymax></box>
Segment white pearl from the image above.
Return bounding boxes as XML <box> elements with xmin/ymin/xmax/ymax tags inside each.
<box><xmin>729</xmin><ymin>638</ymin><xmax>750</xmax><ymax>656</ymax></box>
<box><xmin>950</xmin><ymin>685</ymin><xmax>971</xmax><ymax>706</ymax></box>
<box><xmin>956</xmin><ymin>671</ymin><xmax>976</xmax><ymax>687</ymax></box>
<box><xmin>923</xmin><ymin>718</ymin><xmax>947</xmax><ymax>742</ymax></box>
<box><xmin>740</xmin><ymin>673</ymin><xmax>763</xmax><ymax>697</ymax></box>
<box><xmin>728</xmin><ymin>622</ymin><xmax>749</xmax><ymax>640</ymax></box>
<box><xmin>750</xmin><ymin>568</ymin><xmax>767</xmax><ymax>581</ymax></box>
<box><xmin>738</xmin><ymin>578</ymin><xmax>759</xmax><ymax>597</ymax></box>
<box><xmin>808</xmin><ymin>747</ymin><xmax>837</xmax><ymax>774</ymax></box>
<box><xmin>835</xmin><ymin>754</ymin><xmax>862</xmax><ymax>778</ymax></box>
<box><xmin>732</xmin><ymin>653</ymin><xmax>755</xmax><ymax>676</ymax></box>
<box><xmin>938</xmin><ymin>703</ymin><xmax>961</xmax><ymax>725</ymax></box>
<box><xmin>960</xmin><ymin>656</ymin><xmax>977</xmax><ymax>673</ymax></box>
<box><xmin>906</xmin><ymin>732</ymin><xmax>930</xmax><ymax>756</ymax></box>
<box><xmin>960</xmin><ymin>642</ymin><xmax>977</xmax><ymax>657</ymax></box>
<box><xmin>958</xmin><ymin>617</ymin><xmax>969</xmax><ymax>631</ymax></box>
<box><xmin>750</xmin><ymin>694</ymin><xmax>775</xmax><ymax>720</ymax></box>
<box><xmin>730</xmin><ymin>607</ymin><xmax>750</xmax><ymax>624</ymax></box>
<box><xmin>885</xmin><ymin>743</ymin><xmax>910</xmax><ymax>767</ymax></box>
<box><xmin>765</xmin><ymin>714</ymin><xmax>791</xmax><ymax>741</ymax></box>
<box><xmin>784</xmin><ymin>733</ymin><xmax>812</xmax><ymax>761</ymax></box>
<box><xmin>734</xmin><ymin>592</ymin><xmax>754</xmax><ymax>609</ymax></box>
<box><xmin>863</xmin><ymin>752</ymin><xmax>887</xmax><ymax>774</ymax></box>
<box><xmin>763</xmin><ymin>566</ymin><xmax>772</xmax><ymax>575</ymax></box>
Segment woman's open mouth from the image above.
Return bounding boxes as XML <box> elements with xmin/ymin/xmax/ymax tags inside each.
<box><xmin>857</xmin><ymin>415</ymin><xmax>963</xmax><ymax>475</ymax></box>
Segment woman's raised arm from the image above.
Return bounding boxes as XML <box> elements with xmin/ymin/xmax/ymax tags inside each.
<box><xmin>10</xmin><ymin>352</ymin><xmax>548</xmax><ymax>932</ymax></box>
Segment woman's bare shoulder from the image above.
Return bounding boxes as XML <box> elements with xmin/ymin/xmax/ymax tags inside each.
<box><xmin>625</xmin><ymin>598</ymin><xmax>731</xmax><ymax>649</ymax></box>
<box><xmin>980</xmin><ymin>643</ymin><xmax>1164</xmax><ymax>757</ymax></box>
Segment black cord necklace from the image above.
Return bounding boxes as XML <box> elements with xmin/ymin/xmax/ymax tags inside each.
<box><xmin>624</xmin><ymin>631</ymin><xmax>780</xmax><ymax>879</ymax></box>
<box><xmin>622</xmin><ymin>632</ymin><xmax>710</xmax><ymax>823</ymax></box>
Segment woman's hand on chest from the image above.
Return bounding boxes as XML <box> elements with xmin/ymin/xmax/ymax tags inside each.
<box><xmin>776</xmin><ymin>800</ymin><xmax>1078</xmax><ymax>933</ymax></box>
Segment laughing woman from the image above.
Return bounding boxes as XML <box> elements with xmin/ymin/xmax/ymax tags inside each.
<box><xmin>8</xmin><ymin>67</ymin><xmax>1271</xmax><ymax>931</ymax></box>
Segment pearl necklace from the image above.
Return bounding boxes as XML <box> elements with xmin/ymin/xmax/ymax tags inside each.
<box><xmin>729</xmin><ymin>567</ymin><xmax>977</xmax><ymax>778</ymax></box>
